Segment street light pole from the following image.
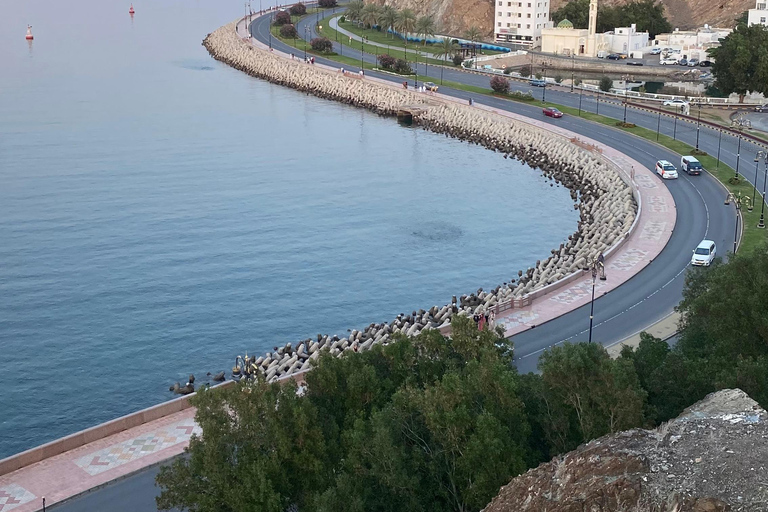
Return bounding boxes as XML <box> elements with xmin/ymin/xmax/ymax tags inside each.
<box><xmin>304</xmin><ymin>25</ymin><xmax>309</xmax><ymax>60</ymax></box>
<box><xmin>578</xmin><ymin>85</ymin><xmax>583</xmax><ymax>116</ymax></box>
<box><xmin>656</xmin><ymin>110</ymin><xmax>661</xmax><ymax>141</ymax></box>
<box><xmin>622</xmin><ymin>76</ymin><xmax>629</xmax><ymax>124</ymax></box>
<box><xmin>752</xmin><ymin>156</ymin><xmax>760</xmax><ymax>211</ymax></box>
<box><xmin>758</xmin><ymin>151</ymin><xmax>768</xmax><ymax>229</ymax></box>
<box><xmin>735</xmin><ymin>131</ymin><xmax>742</xmax><ymax>179</ymax></box>
<box><xmin>571</xmin><ymin>54</ymin><xmax>574</xmax><ymax>92</ymax></box>
<box><xmin>695</xmin><ymin>102</ymin><xmax>701</xmax><ymax>150</ymax></box>
<box><xmin>733</xmin><ymin>194</ymin><xmax>742</xmax><ymax>253</ymax></box>
<box><xmin>716</xmin><ymin>129</ymin><xmax>722</xmax><ymax>170</ymax></box>
<box><xmin>587</xmin><ymin>253</ymin><xmax>606</xmax><ymax>344</ymax></box>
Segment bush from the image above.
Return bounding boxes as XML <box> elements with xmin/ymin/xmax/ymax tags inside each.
<box><xmin>377</xmin><ymin>53</ymin><xmax>397</xmax><ymax>69</ymax></box>
<box><xmin>318</xmin><ymin>0</ymin><xmax>337</xmax><ymax>7</ymax></box>
<box><xmin>509</xmin><ymin>90</ymin><xmax>535</xmax><ymax>101</ymax></box>
<box><xmin>554</xmin><ymin>75</ymin><xmax>563</xmax><ymax>84</ymax></box>
<box><xmin>289</xmin><ymin>2</ymin><xmax>306</xmax><ymax>15</ymax></box>
<box><xmin>274</xmin><ymin>10</ymin><xmax>292</xmax><ymax>25</ymax></box>
<box><xmin>490</xmin><ymin>75</ymin><xmax>510</xmax><ymax>94</ymax></box>
<box><xmin>339</xmin><ymin>15</ymin><xmax>346</xmax><ymax>23</ymax></box>
<box><xmin>534</xmin><ymin>72</ymin><xmax>542</xmax><ymax>79</ymax></box>
<box><xmin>310</xmin><ymin>37</ymin><xmax>333</xmax><ymax>53</ymax></box>
<box><xmin>599</xmin><ymin>76</ymin><xmax>613</xmax><ymax>92</ymax></box>
<box><xmin>280</xmin><ymin>23</ymin><xmax>298</xmax><ymax>38</ymax></box>
<box><xmin>574</xmin><ymin>78</ymin><xmax>582</xmax><ymax>86</ymax></box>
<box><xmin>394</xmin><ymin>58</ymin><xmax>413</xmax><ymax>74</ymax></box>
<box><xmin>503</xmin><ymin>67</ymin><xmax>513</xmax><ymax>74</ymax></box>
<box><xmin>452</xmin><ymin>54</ymin><xmax>463</xmax><ymax>66</ymax></box>
<box><xmin>519</xmin><ymin>65</ymin><xmax>531</xmax><ymax>77</ymax></box>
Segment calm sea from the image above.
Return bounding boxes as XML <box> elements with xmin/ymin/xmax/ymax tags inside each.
<box><xmin>0</xmin><ymin>0</ymin><xmax>578</xmax><ymax>457</ymax></box>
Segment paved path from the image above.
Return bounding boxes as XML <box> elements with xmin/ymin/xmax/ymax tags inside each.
<box><xmin>328</xmin><ymin>15</ymin><xmax>440</xmax><ymax>60</ymax></box>
<box><xmin>0</xmin><ymin>409</ymin><xmax>196</xmax><ymax>512</ymax></box>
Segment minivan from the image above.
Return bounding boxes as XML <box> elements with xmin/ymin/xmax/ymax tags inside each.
<box><xmin>691</xmin><ymin>240</ymin><xmax>716</xmax><ymax>266</ymax></box>
<box><xmin>530</xmin><ymin>79</ymin><xmax>547</xmax><ymax>87</ymax></box>
<box><xmin>681</xmin><ymin>156</ymin><xmax>703</xmax><ymax>175</ymax></box>
<box><xmin>655</xmin><ymin>160</ymin><xmax>678</xmax><ymax>179</ymax></box>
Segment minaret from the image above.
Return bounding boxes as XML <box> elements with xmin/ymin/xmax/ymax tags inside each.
<box><xmin>587</xmin><ymin>0</ymin><xmax>598</xmax><ymax>56</ymax></box>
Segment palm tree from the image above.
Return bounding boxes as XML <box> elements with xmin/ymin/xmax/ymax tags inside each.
<box><xmin>433</xmin><ymin>37</ymin><xmax>456</xmax><ymax>84</ymax></box>
<box><xmin>395</xmin><ymin>8</ymin><xmax>417</xmax><ymax>40</ymax></box>
<box><xmin>415</xmin><ymin>15</ymin><xmax>436</xmax><ymax>46</ymax></box>
<box><xmin>464</xmin><ymin>26</ymin><xmax>483</xmax><ymax>69</ymax></box>
<box><xmin>380</xmin><ymin>5</ymin><xmax>398</xmax><ymax>39</ymax></box>
<box><xmin>361</xmin><ymin>3</ymin><xmax>381</xmax><ymax>32</ymax></box>
<box><xmin>345</xmin><ymin>0</ymin><xmax>364</xmax><ymax>26</ymax></box>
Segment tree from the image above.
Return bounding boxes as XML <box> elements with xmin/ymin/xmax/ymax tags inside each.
<box><xmin>361</xmin><ymin>3</ymin><xmax>381</xmax><ymax>30</ymax></box>
<box><xmin>709</xmin><ymin>24</ymin><xmax>768</xmax><ymax>103</ymax></box>
<box><xmin>452</xmin><ymin>53</ymin><xmax>464</xmax><ymax>66</ymax></box>
<box><xmin>490</xmin><ymin>75</ymin><xmax>510</xmax><ymax>94</ymax></box>
<box><xmin>415</xmin><ymin>15</ymin><xmax>436</xmax><ymax>45</ymax></box>
<box><xmin>379</xmin><ymin>5</ymin><xmax>399</xmax><ymax>39</ymax></box>
<box><xmin>273</xmin><ymin>10</ymin><xmax>291</xmax><ymax>26</ymax></box>
<box><xmin>311</xmin><ymin>37</ymin><xmax>334</xmax><ymax>53</ymax></box>
<box><xmin>434</xmin><ymin>37</ymin><xmax>457</xmax><ymax>63</ymax></box>
<box><xmin>519</xmin><ymin>64</ymin><xmax>531</xmax><ymax>77</ymax></box>
<box><xmin>345</xmin><ymin>0</ymin><xmax>364</xmax><ymax>25</ymax></box>
<box><xmin>318</xmin><ymin>0</ymin><xmax>337</xmax><ymax>7</ymax></box>
<box><xmin>613</xmin><ymin>0</ymin><xmax>671</xmax><ymax>38</ymax></box>
<box><xmin>551</xmin><ymin>0</ymin><xmax>590</xmax><ymax>29</ymax></box>
<box><xmin>735</xmin><ymin>10</ymin><xmax>749</xmax><ymax>28</ymax></box>
<box><xmin>599</xmin><ymin>75</ymin><xmax>613</xmax><ymax>92</ymax></box>
<box><xmin>395</xmin><ymin>8</ymin><xmax>417</xmax><ymax>38</ymax></box>
<box><xmin>289</xmin><ymin>2</ymin><xmax>306</xmax><ymax>16</ymax></box>
<box><xmin>280</xmin><ymin>23</ymin><xmax>298</xmax><ymax>39</ymax></box>
<box><xmin>464</xmin><ymin>25</ymin><xmax>483</xmax><ymax>45</ymax></box>
<box><xmin>377</xmin><ymin>53</ymin><xmax>397</xmax><ymax>69</ymax></box>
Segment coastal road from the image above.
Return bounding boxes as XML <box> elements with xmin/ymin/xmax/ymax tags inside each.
<box><xmin>250</xmin><ymin>12</ymin><xmax>740</xmax><ymax>373</ymax></box>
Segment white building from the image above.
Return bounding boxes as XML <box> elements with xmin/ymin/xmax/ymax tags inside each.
<box><xmin>494</xmin><ymin>0</ymin><xmax>553</xmax><ymax>48</ymax></box>
<box><xmin>606</xmin><ymin>25</ymin><xmax>649</xmax><ymax>53</ymax></box>
<box><xmin>748</xmin><ymin>0</ymin><xmax>768</xmax><ymax>26</ymax></box>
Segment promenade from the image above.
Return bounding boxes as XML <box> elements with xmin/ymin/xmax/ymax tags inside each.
<box><xmin>0</xmin><ymin>14</ymin><xmax>676</xmax><ymax>512</ymax></box>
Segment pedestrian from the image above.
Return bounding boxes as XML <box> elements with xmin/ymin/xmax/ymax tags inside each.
<box><xmin>489</xmin><ymin>311</ymin><xmax>496</xmax><ymax>329</ymax></box>
<box><xmin>468</xmin><ymin>97</ymin><xmax>473</xmax><ymax>106</ymax></box>
<box><xmin>291</xmin><ymin>53</ymin><xmax>294</xmax><ymax>60</ymax></box>
<box><xmin>473</xmin><ymin>312</ymin><xmax>480</xmax><ymax>327</ymax></box>
<box><xmin>478</xmin><ymin>311</ymin><xmax>486</xmax><ymax>330</ymax></box>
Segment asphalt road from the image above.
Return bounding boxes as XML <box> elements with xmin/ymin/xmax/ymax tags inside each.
<box><xmin>45</xmin><ymin>12</ymin><xmax>754</xmax><ymax>512</ymax></box>
<box><xmin>250</xmin><ymin>11</ymin><xmax>741</xmax><ymax>373</ymax></box>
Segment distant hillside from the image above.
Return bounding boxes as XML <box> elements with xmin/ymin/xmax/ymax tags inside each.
<box><xmin>372</xmin><ymin>0</ymin><xmax>751</xmax><ymax>39</ymax></box>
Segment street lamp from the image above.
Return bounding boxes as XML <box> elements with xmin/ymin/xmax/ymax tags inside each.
<box><xmin>695</xmin><ymin>102</ymin><xmax>702</xmax><ymax>151</ymax></box>
<box><xmin>757</xmin><ymin>150</ymin><xmax>768</xmax><ymax>229</ymax></box>
<box><xmin>587</xmin><ymin>253</ymin><xmax>606</xmax><ymax>344</ymax></box>
<box><xmin>304</xmin><ymin>25</ymin><xmax>309</xmax><ymax>61</ymax></box>
<box><xmin>622</xmin><ymin>74</ymin><xmax>630</xmax><ymax>124</ymax></box>
<box><xmin>570</xmin><ymin>54</ymin><xmax>574</xmax><ymax>93</ymax></box>
<box><xmin>731</xmin><ymin>192</ymin><xmax>745</xmax><ymax>253</ymax></box>
<box><xmin>735</xmin><ymin>127</ymin><xmax>743</xmax><ymax>180</ymax></box>
<box><xmin>361</xmin><ymin>33</ymin><xmax>364</xmax><ymax>73</ymax></box>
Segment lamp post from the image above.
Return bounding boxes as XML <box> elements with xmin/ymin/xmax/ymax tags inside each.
<box><xmin>304</xmin><ymin>25</ymin><xmax>309</xmax><ymax>61</ymax></box>
<box><xmin>622</xmin><ymin>74</ymin><xmax>629</xmax><ymax>124</ymax></box>
<box><xmin>587</xmin><ymin>253</ymin><xmax>607</xmax><ymax>344</ymax></box>
<box><xmin>757</xmin><ymin>150</ymin><xmax>768</xmax><ymax>229</ymax></box>
<box><xmin>578</xmin><ymin>84</ymin><xmax>583</xmax><ymax>116</ymax></box>
<box><xmin>716</xmin><ymin>129</ymin><xmax>722</xmax><ymax>170</ymax></box>
<box><xmin>360</xmin><ymin>33</ymin><xmax>364</xmax><ymax>73</ymax></box>
<box><xmin>695</xmin><ymin>102</ymin><xmax>702</xmax><ymax>151</ymax></box>
<box><xmin>571</xmin><ymin>54</ymin><xmax>574</xmax><ymax>93</ymax></box>
<box><xmin>732</xmin><ymin>193</ymin><xmax>743</xmax><ymax>253</ymax></box>
<box><xmin>656</xmin><ymin>110</ymin><xmax>661</xmax><ymax>141</ymax></box>
<box><xmin>751</xmin><ymin>156</ymin><xmax>760</xmax><ymax>212</ymax></box>
<box><xmin>735</xmin><ymin>129</ymin><xmax>742</xmax><ymax>180</ymax></box>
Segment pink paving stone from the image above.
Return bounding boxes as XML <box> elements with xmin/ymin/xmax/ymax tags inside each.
<box><xmin>0</xmin><ymin>19</ymin><xmax>675</xmax><ymax>512</ymax></box>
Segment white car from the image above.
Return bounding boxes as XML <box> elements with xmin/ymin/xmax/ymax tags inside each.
<box><xmin>650</xmin><ymin>47</ymin><xmax>662</xmax><ymax>55</ymax></box>
<box><xmin>660</xmin><ymin>57</ymin><xmax>678</xmax><ymax>65</ymax></box>
<box><xmin>663</xmin><ymin>99</ymin><xmax>688</xmax><ymax>107</ymax></box>
<box><xmin>691</xmin><ymin>240</ymin><xmax>716</xmax><ymax>266</ymax></box>
<box><xmin>655</xmin><ymin>160</ymin><xmax>678</xmax><ymax>179</ymax></box>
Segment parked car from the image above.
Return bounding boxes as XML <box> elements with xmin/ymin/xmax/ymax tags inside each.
<box><xmin>530</xmin><ymin>79</ymin><xmax>547</xmax><ymax>87</ymax></box>
<box><xmin>607</xmin><ymin>53</ymin><xmax>621</xmax><ymax>60</ymax></box>
<box><xmin>423</xmin><ymin>81</ymin><xmax>438</xmax><ymax>92</ymax></box>
<box><xmin>617</xmin><ymin>53</ymin><xmax>628</xmax><ymax>59</ymax></box>
<box><xmin>650</xmin><ymin>47</ymin><xmax>662</xmax><ymax>55</ymax></box>
<box><xmin>699</xmin><ymin>60</ymin><xmax>712</xmax><ymax>67</ymax></box>
<box><xmin>691</xmin><ymin>240</ymin><xmax>716</xmax><ymax>266</ymax></box>
<box><xmin>754</xmin><ymin>104</ymin><xmax>768</xmax><ymax>112</ymax></box>
<box><xmin>688</xmin><ymin>58</ymin><xmax>699</xmax><ymax>66</ymax></box>
<box><xmin>542</xmin><ymin>107</ymin><xmax>563</xmax><ymax>118</ymax></box>
<box><xmin>660</xmin><ymin>57</ymin><xmax>679</xmax><ymax>65</ymax></box>
<box><xmin>627</xmin><ymin>61</ymin><xmax>644</xmax><ymax>66</ymax></box>
<box><xmin>655</xmin><ymin>159</ymin><xmax>679</xmax><ymax>179</ymax></box>
<box><xmin>663</xmin><ymin>98</ymin><xmax>689</xmax><ymax>108</ymax></box>
<box><xmin>679</xmin><ymin>58</ymin><xmax>689</xmax><ymax>66</ymax></box>
<box><xmin>681</xmin><ymin>155</ymin><xmax>703</xmax><ymax>175</ymax></box>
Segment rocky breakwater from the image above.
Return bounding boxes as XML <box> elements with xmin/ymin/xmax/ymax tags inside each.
<box><xmin>202</xmin><ymin>20</ymin><xmax>637</xmax><ymax>384</ymax></box>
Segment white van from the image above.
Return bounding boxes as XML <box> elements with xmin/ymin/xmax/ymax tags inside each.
<box><xmin>655</xmin><ymin>160</ymin><xmax>678</xmax><ymax>179</ymax></box>
<box><xmin>691</xmin><ymin>240</ymin><xmax>716</xmax><ymax>266</ymax></box>
<box><xmin>681</xmin><ymin>156</ymin><xmax>703</xmax><ymax>175</ymax></box>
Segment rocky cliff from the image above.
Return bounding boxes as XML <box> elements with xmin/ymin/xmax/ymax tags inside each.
<box><xmin>373</xmin><ymin>0</ymin><xmax>752</xmax><ymax>39</ymax></box>
<box><xmin>484</xmin><ymin>389</ymin><xmax>768</xmax><ymax>512</ymax></box>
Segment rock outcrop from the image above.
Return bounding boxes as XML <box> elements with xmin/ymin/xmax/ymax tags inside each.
<box><xmin>484</xmin><ymin>389</ymin><xmax>768</xmax><ymax>512</ymax></box>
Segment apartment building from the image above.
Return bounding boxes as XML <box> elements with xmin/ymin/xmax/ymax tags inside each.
<box><xmin>494</xmin><ymin>0</ymin><xmax>552</xmax><ymax>48</ymax></box>
<box><xmin>748</xmin><ymin>0</ymin><xmax>768</xmax><ymax>26</ymax></box>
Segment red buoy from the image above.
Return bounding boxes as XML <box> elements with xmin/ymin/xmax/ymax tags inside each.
<box><xmin>129</xmin><ymin>4</ymin><xmax>135</xmax><ymax>14</ymax></box>
<box><xmin>25</xmin><ymin>25</ymin><xmax>34</xmax><ymax>40</ymax></box>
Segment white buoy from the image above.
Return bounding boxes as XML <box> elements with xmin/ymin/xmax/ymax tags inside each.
<box><xmin>25</xmin><ymin>25</ymin><xmax>34</xmax><ymax>40</ymax></box>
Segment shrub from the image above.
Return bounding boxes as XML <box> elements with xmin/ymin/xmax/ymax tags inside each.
<box><xmin>339</xmin><ymin>15</ymin><xmax>346</xmax><ymax>23</ymax></box>
<box><xmin>534</xmin><ymin>72</ymin><xmax>542</xmax><ymax>79</ymax></box>
<box><xmin>280</xmin><ymin>23</ymin><xmax>298</xmax><ymax>39</ymax></box>
<box><xmin>554</xmin><ymin>75</ymin><xmax>563</xmax><ymax>84</ymax></box>
<box><xmin>503</xmin><ymin>67</ymin><xmax>513</xmax><ymax>75</ymax></box>
<box><xmin>519</xmin><ymin>64</ymin><xmax>531</xmax><ymax>77</ymax></box>
<box><xmin>310</xmin><ymin>37</ymin><xmax>333</xmax><ymax>53</ymax></box>
<box><xmin>394</xmin><ymin>59</ymin><xmax>412</xmax><ymax>74</ymax></box>
<box><xmin>289</xmin><ymin>2</ymin><xmax>306</xmax><ymax>16</ymax></box>
<box><xmin>318</xmin><ymin>0</ymin><xmax>337</xmax><ymax>7</ymax></box>
<box><xmin>509</xmin><ymin>90</ymin><xmax>535</xmax><ymax>101</ymax></box>
<box><xmin>490</xmin><ymin>75</ymin><xmax>510</xmax><ymax>94</ymax></box>
<box><xmin>599</xmin><ymin>76</ymin><xmax>613</xmax><ymax>92</ymax></box>
<box><xmin>452</xmin><ymin>54</ymin><xmax>463</xmax><ymax>66</ymax></box>
<box><xmin>377</xmin><ymin>53</ymin><xmax>397</xmax><ymax>69</ymax></box>
<box><xmin>274</xmin><ymin>10</ymin><xmax>291</xmax><ymax>25</ymax></box>
<box><xmin>574</xmin><ymin>78</ymin><xmax>582</xmax><ymax>86</ymax></box>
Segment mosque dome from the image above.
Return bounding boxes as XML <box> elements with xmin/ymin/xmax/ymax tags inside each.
<box><xmin>557</xmin><ymin>19</ymin><xmax>574</xmax><ymax>29</ymax></box>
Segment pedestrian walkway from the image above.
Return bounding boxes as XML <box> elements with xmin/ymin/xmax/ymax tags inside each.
<box><xmin>328</xmin><ymin>15</ymin><xmax>437</xmax><ymax>60</ymax></box>
<box><xmin>0</xmin><ymin>408</ymin><xmax>197</xmax><ymax>512</ymax></box>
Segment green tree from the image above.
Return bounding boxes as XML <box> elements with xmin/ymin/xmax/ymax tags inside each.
<box><xmin>434</xmin><ymin>37</ymin><xmax>457</xmax><ymax>63</ymax></box>
<box><xmin>735</xmin><ymin>10</ymin><xmax>749</xmax><ymax>28</ymax></box>
<box><xmin>464</xmin><ymin>25</ymin><xmax>483</xmax><ymax>45</ymax></box>
<box><xmin>415</xmin><ymin>15</ymin><xmax>436</xmax><ymax>45</ymax></box>
<box><xmin>551</xmin><ymin>0</ymin><xmax>590</xmax><ymax>29</ymax></box>
<box><xmin>616</xmin><ymin>0</ymin><xmax>671</xmax><ymax>38</ymax></box>
<box><xmin>709</xmin><ymin>24</ymin><xmax>768</xmax><ymax>103</ymax></box>
<box><xmin>395</xmin><ymin>8</ymin><xmax>417</xmax><ymax>37</ymax></box>
<box><xmin>379</xmin><ymin>5</ymin><xmax>399</xmax><ymax>38</ymax></box>
<box><xmin>599</xmin><ymin>75</ymin><xmax>613</xmax><ymax>92</ymax></box>
<box><xmin>345</xmin><ymin>0</ymin><xmax>364</xmax><ymax>25</ymax></box>
<box><xmin>360</xmin><ymin>3</ymin><xmax>381</xmax><ymax>30</ymax></box>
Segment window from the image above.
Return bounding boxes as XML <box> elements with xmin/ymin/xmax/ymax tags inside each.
<box><xmin>508</xmin><ymin>1</ymin><xmax>512</xmax><ymax>5</ymax></box>
<box><xmin>498</xmin><ymin>1</ymin><xmax>502</xmax><ymax>5</ymax></box>
<box><xmin>507</xmin><ymin>22</ymin><xmax>511</xmax><ymax>27</ymax></box>
<box><xmin>498</xmin><ymin>11</ymin><xmax>502</xmax><ymax>16</ymax></box>
<box><xmin>498</xmin><ymin>22</ymin><xmax>502</xmax><ymax>26</ymax></box>
<box><xmin>518</xmin><ymin>13</ymin><xmax>521</xmax><ymax>17</ymax></box>
<box><xmin>762</xmin><ymin>16</ymin><xmax>767</xmax><ymax>23</ymax></box>
<box><xmin>527</xmin><ymin>13</ymin><xmax>531</xmax><ymax>17</ymax></box>
<box><xmin>527</xmin><ymin>23</ymin><xmax>531</xmax><ymax>28</ymax></box>
<box><xmin>518</xmin><ymin>23</ymin><xmax>521</xmax><ymax>28</ymax></box>
<box><xmin>528</xmin><ymin>2</ymin><xmax>531</xmax><ymax>6</ymax></box>
<box><xmin>507</xmin><ymin>12</ymin><xmax>511</xmax><ymax>16</ymax></box>
<box><xmin>518</xmin><ymin>2</ymin><xmax>522</xmax><ymax>6</ymax></box>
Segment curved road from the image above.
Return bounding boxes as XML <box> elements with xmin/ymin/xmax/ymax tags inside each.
<box><xmin>250</xmin><ymin>11</ymin><xmax>739</xmax><ymax>373</ymax></box>
<box><xmin>50</xmin><ymin>11</ymin><xmax>751</xmax><ymax>511</ymax></box>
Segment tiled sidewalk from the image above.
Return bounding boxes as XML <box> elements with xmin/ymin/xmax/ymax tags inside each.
<box><xmin>0</xmin><ymin>409</ymin><xmax>197</xmax><ymax>512</ymax></box>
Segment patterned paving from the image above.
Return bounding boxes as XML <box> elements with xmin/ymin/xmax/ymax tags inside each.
<box><xmin>0</xmin><ymin>484</ymin><xmax>36</xmax><ymax>512</ymax></box>
<box><xmin>608</xmin><ymin>248</ymin><xmax>649</xmax><ymax>272</ymax></box>
<box><xmin>74</xmin><ymin>418</ymin><xmax>201</xmax><ymax>476</ymax></box>
<box><xmin>640</xmin><ymin>220</ymin><xmax>668</xmax><ymax>241</ymax></box>
<box><xmin>647</xmin><ymin>195</ymin><xmax>670</xmax><ymax>213</ymax></box>
<box><xmin>634</xmin><ymin>174</ymin><xmax>658</xmax><ymax>189</ymax></box>
<box><xmin>496</xmin><ymin>310</ymin><xmax>540</xmax><ymax>330</ymax></box>
<box><xmin>548</xmin><ymin>279</ymin><xmax>608</xmax><ymax>305</ymax></box>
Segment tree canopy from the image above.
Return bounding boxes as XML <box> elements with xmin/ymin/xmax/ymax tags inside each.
<box><xmin>551</xmin><ymin>0</ymin><xmax>671</xmax><ymax>38</ymax></box>
<box><xmin>709</xmin><ymin>24</ymin><xmax>768</xmax><ymax>102</ymax></box>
